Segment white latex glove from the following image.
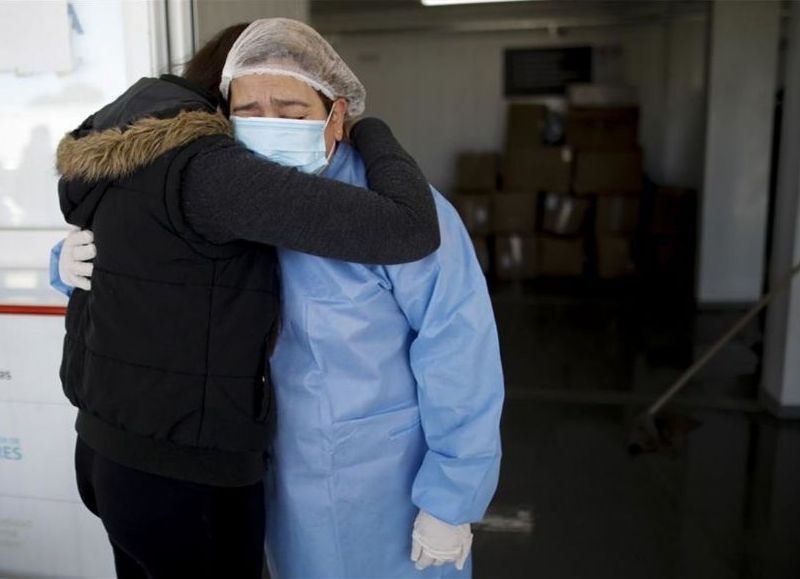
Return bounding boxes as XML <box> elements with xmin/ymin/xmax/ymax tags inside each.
<box><xmin>60</xmin><ymin>229</ymin><xmax>96</xmax><ymax>291</ymax></box>
<box><xmin>410</xmin><ymin>510</ymin><xmax>473</xmax><ymax>572</ymax></box>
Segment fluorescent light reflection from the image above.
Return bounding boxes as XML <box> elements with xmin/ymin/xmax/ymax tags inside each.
<box><xmin>422</xmin><ymin>0</ymin><xmax>532</xmax><ymax>6</ymax></box>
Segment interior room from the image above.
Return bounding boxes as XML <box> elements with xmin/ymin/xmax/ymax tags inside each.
<box><xmin>1</xmin><ymin>1</ymin><xmax>799</xmax><ymax>578</ymax></box>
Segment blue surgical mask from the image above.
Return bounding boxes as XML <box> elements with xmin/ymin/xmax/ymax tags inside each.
<box><xmin>231</xmin><ymin>107</ymin><xmax>335</xmax><ymax>175</ymax></box>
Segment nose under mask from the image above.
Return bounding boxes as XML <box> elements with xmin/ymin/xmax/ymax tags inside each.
<box><xmin>232</xmin><ymin>106</ymin><xmax>335</xmax><ymax>175</ymax></box>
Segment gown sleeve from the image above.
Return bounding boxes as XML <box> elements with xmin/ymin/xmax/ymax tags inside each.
<box><xmin>384</xmin><ymin>191</ymin><xmax>504</xmax><ymax>525</ymax></box>
<box><xmin>49</xmin><ymin>240</ymin><xmax>74</xmax><ymax>297</ymax></box>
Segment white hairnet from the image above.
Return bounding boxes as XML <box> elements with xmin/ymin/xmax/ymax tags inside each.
<box><xmin>220</xmin><ymin>18</ymin><xmax>366</xmax><ymax>118</ymax></box>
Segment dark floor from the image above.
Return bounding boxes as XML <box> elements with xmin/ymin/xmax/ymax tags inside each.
<box><xmin>474</xmin><ymin>282</ymin><xmax>800</xmax><ymax>579</ymax></box>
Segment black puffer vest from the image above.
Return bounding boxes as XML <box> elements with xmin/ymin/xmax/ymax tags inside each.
<box><xmin>56</xmin><ymin>75</ymin><xmax>278</xmax><ymax>486</ymax></box>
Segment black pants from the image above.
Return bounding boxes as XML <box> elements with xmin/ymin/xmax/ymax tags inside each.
<box><xmin>75</xmin><ymin>438</ymin><xmax>265</xmax><ymax>579</ymax></box>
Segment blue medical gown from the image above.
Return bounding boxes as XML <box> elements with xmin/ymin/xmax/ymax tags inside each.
<box><xmin>266</xmin><ymin>143</ymin><xmax>504</xmax><ymax>579</ymax></box>
<box><xmin>48</xmin><ymin>143</ymin><xmax>505</xmax><ymax>578</ymax></box>
<box><xmin>49</xmin><ymin>242</ymin><xmax>73</xmax><ymax>297</ymax></box>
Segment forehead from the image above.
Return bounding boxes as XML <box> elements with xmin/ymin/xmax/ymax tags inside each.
<box><xmin>230</xmin><ymin>74</ymin><xmax>318</xmax><ymax>101</ymax></box>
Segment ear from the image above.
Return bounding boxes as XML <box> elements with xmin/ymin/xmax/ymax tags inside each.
<box><xmin>332</xmin><ymin>98</ymin><xmax>348</xmax><ymax>141</ymax></box>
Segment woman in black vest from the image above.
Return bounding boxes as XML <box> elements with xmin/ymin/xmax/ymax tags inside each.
<box><xmin>55</xmin><ymin>23</ymin><xmax>438</xmax><ymax>579</ymax></box>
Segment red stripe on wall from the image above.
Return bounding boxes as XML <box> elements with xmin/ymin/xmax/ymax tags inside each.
<box><xmin>0</xmin><ymin>305</ymin><xmax>67</xmax><ymax>317</ymax></box>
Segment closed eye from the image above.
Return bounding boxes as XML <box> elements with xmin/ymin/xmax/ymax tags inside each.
<box><xmin>232</xmin><ymin>101</ymin><xmax>260</xmax><ymax>114</ymax></box>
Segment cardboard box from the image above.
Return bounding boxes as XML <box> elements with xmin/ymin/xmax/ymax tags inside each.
<box><xmin>456</xmin><ymin>153</ymin><xmax>499</xmax><ymax>190</ymax></box>
<box><xmin>597</xmin><ymin>235</ymin><xmax>635</xmax><ymax>279</ymax></box>
<box><xmin>538</xmin><ymin>235</ymin><xmax>584</xmax><ymax>277</ymax></box>
<box><xmin>568</xmin><ymin>84</ymin><xmax>637</xmax><ymax>107</ymax></box>
<box><xmin>652</xmin><ymin>187</ymin><xmax>696</xmax><ymax>236</ymax></box>
<box><xmin>541</xmin><ymin>192</ymin><xmax>590</xmax><ymax>236</ymax></box>
<box><xmin>566</xmin><ymin>106</ymin><xmax>639</xmax><ymax>150</ymax></box>
<box><xmin>596</xmin><ymin>195</ymin><xmax>640</xmax><ymax>235</ymax></box>
<box><xmin>492</xmin><ymin>192</ymin><xmax>538</xmax><ymax>234</ymax></box>
<box><xmin>452</xmin><ymin>193</ymin><xmax>493</xmax><ymax>235</ymax></box>
<box><xmin>502</xmin><ymin>147</ymin><xmax>573</xmax><ymax>194</ymax></box>
<box><xmin>471</xmin><ymin>236</ymin><xmax>490</xmax><ymax>274</ymax></box>
<box><xmin>573</xmin><ymin>149</ymin><xmax>643</xmax><ymax>195</ymax></box>
<box><xmin>495</xmin><ymin>236</ymin><xmax>538</xmax><ymax>281</ymax></box>
<box><xmin>505</xmin><ymin>103</ymin><xmax>548</xmax><ymax>149</ymax></box>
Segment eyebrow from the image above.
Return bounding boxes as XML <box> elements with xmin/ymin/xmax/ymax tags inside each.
<box><xmin>271</xmin><ymin>97</ymin><xmax>311</xmax><ymax>108</ymax></box>
<box><xmin>231</xmin><ymin>101</ymin><xmax>260</xmax><ymax>113</ymax></box>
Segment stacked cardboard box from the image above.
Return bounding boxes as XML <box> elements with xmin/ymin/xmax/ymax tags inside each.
<box><xmin>568</xmin><ymin>106</ymin><xmax>642</xmax><ymax>200</ymax></box>
<box><xmin>567</xmin><ymin>84</ymin><xmax>637</xmax><ymax>108</ymax></box>
<box><xmin>492</xmin><ymin>190</ymin><xmax>539</xmax><ymax>279</ymax></box>
<box><xmin>452</xmin><ymin>145</ymin><xmax>540</xmax><ymax>279</ymax></box>
<box><xmin>459</xmin><ymin>100</ymin><xmax>648</xmax><ymax>281</ymax></box>
<box><xmin>495</xmin><ymin>236</ymin><xmax>538</xmax><ymax>281</ymax></box>
<box><xmin>596</xmin><ymin>236</ymin><xmax>635</xmax><ymax>279</ymax></box>
<box><xmin>496</xmin><ymin>103</ymin><xmax>588</xmax><ymax>279</ymax></box>
<box><xmin>573</xmin><ymin>149</ymin><xmax>643</xmax><ymax>195</ymax></box>
<box><xmin>453</xmin><ymin>195</ymin><xmax>493</xmax><ymax>274</ymax></box>
<box><xmin>495</xmin><ymin>105</ymin><xmax>546</xmax><ymax>280</ymax></box>
<box><xmin>492</xmin><ymin>192</ymin><xmax>538</xmax><ymax>235</ymax></box>
<box><xmin>452</xmin><ymin>152</ymin><xmax>500</xmax><ymax>275</ymax></box>
<box><xmin>596</xmin><ymin>196</ymin><xmax>640</xmax><ymax>236</ymax></box>
<box><xmin>566</xmin><ymin>106</ymin><xmax>639</xmax><ymax>150</ymax></box>
<box><xmin>594</xmin><ymin>195</ymin><xmax>639</xmax><ymax>278</ymax></box>
<box><xmin>564</xmin><ymin>103</ymin><xmax>643</xmax><ymax>279</ymax></box>
<box><xmin>537</xmin><ymin>191</ymin><xmax>588</xmax><ymax>277</ymax></box>
<box><xmin>502</xmin><ymin>147</ymin><xmax>572</xmax><ymax>194</ymax></box>
<box><xmin>471</xmin><ymin>236</ymin><xmax>490</xmax><ymax>274</ymax></box>
<box><xmin>453</xmin><ymin>194</ymin><xmax>493</xmax><ymax>236</ymax></box>
<box><xmin>505</xmin><ymin>104</ymin><xmax>548</xmax><ymax>150</ymax></box>
<box><xmin>494</xmin><ymin>234</ymin><xmax>585</xmax><ymax>280</ymax></box>
<box><xmin>537</xmin><ymin>236</ymin><xmax>585</xmax><ymax>277</ymax></box>
<box><xmin>541</xmin><ymin>192</ymin><xmax>590</xmax><ymax>236</ymax></box>
<box><xmin>456</xmin><ymin>152</ymin><xmax>499</xmax><ymax>191</ymax></box>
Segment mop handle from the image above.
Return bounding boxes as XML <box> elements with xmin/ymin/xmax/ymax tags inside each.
<box><xmin>647</xmin><ymin>260</ymin><xmax>800</xmax><ymax>417</ymax></box>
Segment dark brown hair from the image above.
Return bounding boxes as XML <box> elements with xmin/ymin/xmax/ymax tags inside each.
<box><xmin>182</xmin><ymin>23</ymin><xmax>250</xmax><ymax>115</ymax></box>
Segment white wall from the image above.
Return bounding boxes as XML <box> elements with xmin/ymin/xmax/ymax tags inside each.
<box><xmin>0</xmin><ymin>314</ymin><xmax>114</xmax><ymax>578</ymax></box>
<box><xmin>326</xmin><ymin>15</ymin><xmax>707</xmax><ymax>193</ymax></box>
<box><xmin>697</xmin><ymin>0</ymin><xmax>781</xmax><ymax>304</ymax></box>
<box><xmin>762</xmin><ymin>1</ymin><xmax>800</xmax><ymax>414</ymax></box>
<box><xmin>661</xmin><ymin>15</ymin><xmax>709</xmax><ymax>189</ymax></box>
<box><xmin>0</xmin><ymin>0</ymin><xmax>169</xmax><ymax>269</ymax></box>
<box><xmin>0</xmin><ymin>0</ymin><xmax>72</xmax><ymax>74</ymax></box>
<box><xmin>195</xmin><ymin>0</ymin><xmax>309</xmax><ymax>46</ymax></box>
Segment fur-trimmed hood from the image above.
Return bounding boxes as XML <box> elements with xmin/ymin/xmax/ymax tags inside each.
<box><xmin>56</xmin><ymin>74</ymin><xmax>231</xmax><ymax>183</ymax></box>
<box><xmin>57</xmin><ymin>109</ymin><xmax>232</xmax><ymax>182</ymax></box>
<box><xmin>57</xmin><ymin>75</ymin><xmax>231</xmax><ymax>227</ymax></box>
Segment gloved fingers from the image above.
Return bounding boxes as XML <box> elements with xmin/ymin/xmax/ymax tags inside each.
<box><xmin>72</xmin><ymin>276</ymin><xmax>92</xmax><ymax>291</ymax></box>
<box><xmin>455</xmin><ymin>548</ymin><xmax>469</xmax><ymax>571</ymax></box>
<box><xmin>72</xmin><ymin>242</ymin><xmax>97</xmax><ymax>261</ymax></box>
<box><xmin>412</xmin><ymin>542</ymin><xmax>461</xmax><ymax>561</ymax></box>
<box><xmin>411</xmin><ymin>539</ymin><xmax>422</xmax><ymax>562</ymax></box>
<box><xmin>414</xmin><ymin>553</ymin><xmax>435</xmax><ymax>571</ymax></box>
<box><xmin>66</xmin><ymin>229</ymin><xmax>94</xmax><ymax>247</ymax></box>
<box><xmin>73</xmin><ymin>262</ymin><xmax>94</xmax><ymax>278</ymax></box>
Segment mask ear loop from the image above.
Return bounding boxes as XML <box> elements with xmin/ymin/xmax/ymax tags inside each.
<box><xmin>322</xmin><ymin>102</ymin><xmax>339</xmax><ymax>164</ymax></box>
<box><xmin>323</xmin><ymin>103</ymin><xmax>336</xmax><ymax>127</ymax></box>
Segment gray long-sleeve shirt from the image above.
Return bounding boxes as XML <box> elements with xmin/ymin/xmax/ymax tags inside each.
<box><xmin>182</xmin><ymin>118</ymin><xmax>439</xmax><ymax>265</ymax></box>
